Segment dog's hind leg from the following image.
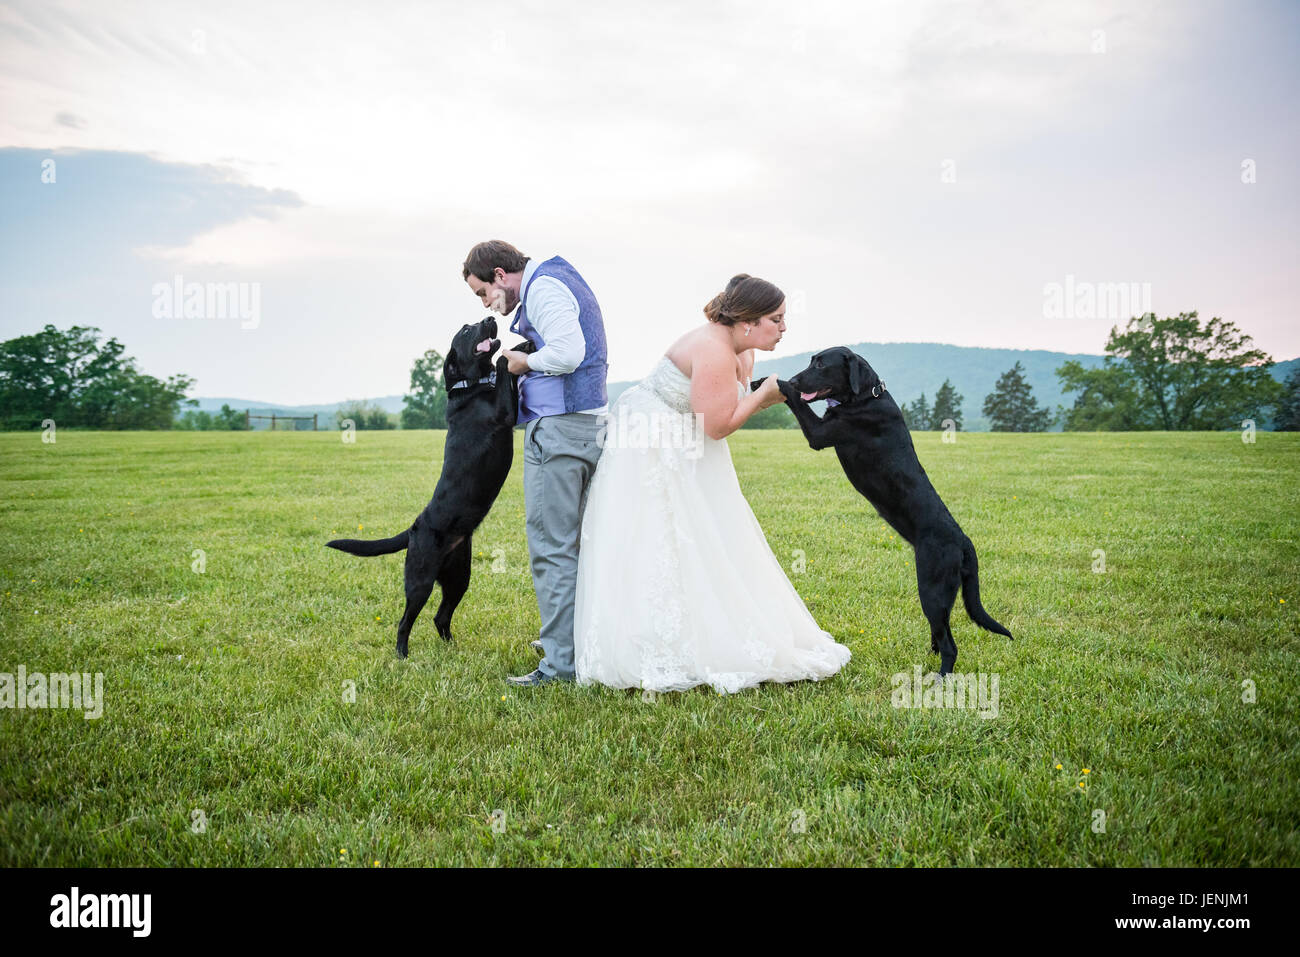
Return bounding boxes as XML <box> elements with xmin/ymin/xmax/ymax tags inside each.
<box><xmin>917</xmin><ymin>541</ymin><xmax>961</xmax><ymax>676</ymax></box>
<box><xmin>395</xmin><ymin>542</ymin><xmax>440</xmax><ymax>659</ymax></box>
<box><xmin>920</xmin><ymin>604</ymin><xmax>958</xmax><ymax>677</ymax></box>
<box><xmin>432</xmin><ymin>534</ymin><xmax>472</xmax><ymax>642</ymax></box>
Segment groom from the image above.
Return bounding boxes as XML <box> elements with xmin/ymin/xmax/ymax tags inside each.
<box><xmin>462</xmin><ymin>240</ymin><xmax>609</xmax><ymax>686</ymax></box>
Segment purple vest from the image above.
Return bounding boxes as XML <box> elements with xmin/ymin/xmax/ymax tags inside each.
<box><xmin>509</xmin><ymin>256</ymin><xmax>609</xmax><ymax>425</ymax></box>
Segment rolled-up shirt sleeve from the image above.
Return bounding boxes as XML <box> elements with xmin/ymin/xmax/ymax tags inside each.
<box><xmin>523</xmin><ymin>276</ymin><xmax>586</xmax><ymax>375</ymax></box>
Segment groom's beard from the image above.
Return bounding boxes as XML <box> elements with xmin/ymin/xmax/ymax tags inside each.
<box><xmin>487</xmin><ymin>287</ymin><xmax>516</xmax><ymax>315</ymax></box>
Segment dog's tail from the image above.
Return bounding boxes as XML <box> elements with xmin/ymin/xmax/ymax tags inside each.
<box><xmin>325</xmin><ymin>529</ymin><xmax>410</xmax><ymax>557</ymax></box>
<box><xmin>959</xmin><ymin>537</ymin><xmax>1013</xmax><ymax>639</ymax></box>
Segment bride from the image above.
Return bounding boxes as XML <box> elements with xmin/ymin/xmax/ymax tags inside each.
<box><xmin>573</xmin><ymin>274</ymin><xmax>852</xmax><ymax>694</ymax></box>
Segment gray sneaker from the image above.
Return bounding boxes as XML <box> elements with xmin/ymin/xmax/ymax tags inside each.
<box><xmin>505</xmin><ymin>668</ymin><xmax>565</xmax><ymax>687</ymax></box>
<box><xmin>529</xmin><ymin>639</ymin><xmax>544</xmax><ymax>656</ymax></box>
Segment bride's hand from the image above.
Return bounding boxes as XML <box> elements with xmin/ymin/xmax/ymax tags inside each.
<box><xmin>753</xmin><ymin>374</ymin><xmax>785</xmax><ymax>410</ymax></box>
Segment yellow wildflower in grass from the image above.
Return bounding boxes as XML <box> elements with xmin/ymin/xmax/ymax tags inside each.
<box><xmin>1082</xmin><ymin>769</ymin><xmax>1090</xmax><ymax>774</ymax></box>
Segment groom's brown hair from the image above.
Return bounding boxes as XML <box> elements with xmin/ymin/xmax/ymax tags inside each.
<box><xmin>462</xmin><ymin>240</ymin><xmax>530</xmax><ymax>282</ymax></box>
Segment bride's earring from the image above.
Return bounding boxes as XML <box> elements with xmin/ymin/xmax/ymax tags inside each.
<box><xmin>744</xmin><ymin>325</ymin><xmax>751</xmax><ymax>336</ymax></box>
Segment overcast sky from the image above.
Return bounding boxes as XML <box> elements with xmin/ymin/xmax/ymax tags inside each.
<box><xmin>1</xmin><ymin>0</ymin><xmax>1296</xmax><ymax>404</ymax></box>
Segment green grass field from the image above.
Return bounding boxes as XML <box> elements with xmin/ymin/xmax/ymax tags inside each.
<box><xmin>1</xmin><ymin>428</ymin><xmax>1297</xmax><ymax>866</ymax></box>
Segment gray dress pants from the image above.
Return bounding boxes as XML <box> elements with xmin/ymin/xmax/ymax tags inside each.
<box><xmin>522</xmin><ymin>411</ymin><xmax>604</xmax><ymax>678</ymax></box>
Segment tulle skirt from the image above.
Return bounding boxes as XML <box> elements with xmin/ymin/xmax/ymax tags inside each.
<box><xmin>573</xmin><ymin>378</ymin><xmax>851</xmax><ymax>694</ymax></box>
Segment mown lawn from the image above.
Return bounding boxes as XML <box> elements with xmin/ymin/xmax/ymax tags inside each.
<box><xmin>0</xmin><ymin>427</ymin><xmax>1296</xmax><ymax>866</ymax></box>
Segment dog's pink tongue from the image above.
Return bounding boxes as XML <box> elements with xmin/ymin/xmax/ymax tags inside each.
<box><xmin>475</xmin><ymin>338</ymin><xmax>492</xmax><ymax>353</ymax></box>
<box><xmin>800</xmin><ymin>391</ymin><xmax>818</xmax><ymax>402</ymax></box>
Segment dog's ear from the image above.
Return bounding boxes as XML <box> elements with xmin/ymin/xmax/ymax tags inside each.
<box><xmin>443</xmin><ymin>350</ymin><xmax>459</xmax><ymax>386</ymax></box>
<box><xmin>848</xmin><ymin>353</ymin><xmax>868</xmax><ymax>395</ymax></box>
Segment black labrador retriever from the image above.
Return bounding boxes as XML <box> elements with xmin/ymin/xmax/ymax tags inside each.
<box><xmin>326</xmin><ymin>316</ymin><xmax>528</xmax><ymax>657</ymax></box>
<box><xmin>759</xmin><ymin>346</ymin><xmax>1013</xmax><ymax>676</ymax></box>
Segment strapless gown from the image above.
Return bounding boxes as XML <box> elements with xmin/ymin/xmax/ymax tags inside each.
<box><xmin>573</xmin><ymin>355</ymin><xmax>852</xmax><ymax>693</ymax></box>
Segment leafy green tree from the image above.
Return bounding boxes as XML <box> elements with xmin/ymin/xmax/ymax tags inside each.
<box><xmin>1274</xmin><ymin>367</ymin><xmax>1300</xmax><ymax>431</ymax></box>
<box><xmin>0</xmin><ymin>324</ymin><xmax>193</xmax><ymax>430</ymax></box>
<box><xmin>176</xmin><ymin>403</ymin><xmax>250</xmax><ymax>430</ymax></box>
<box><xmin>336</xmin><ymin>401</ymin><xmax>394</xmax><ymax>430</ymax></box>
<box><xmin>213</xmin><ymin>403</ymin><xmax>250</xmax><ymax>430</ymax></box>
<box><xmin>401</xmin><ymin>349</ymin><xmax>448</xmax><ymax>430</ymax></box>
<box><xmin>931</xmin><ymin>379</ymin><xmax>963</xmax><ymax>431</ymax></box>
<box><xmin>175</xmin><ymin>409</ymin><xmax>213</xmax><ymax>430</ymax></box>
<box><xmin>903</xmin><ymin>393</ymin><xmax>931</xmax><ymax>430</ymax></box>
<box><xmin>983</xmin><ymin>361</ymin><xmax>1053</xmax><ymax>432</ymax></box>
<box><xmin>1057</xmin><ymin>312</ymin><xmax>1283</xmax><ymax>430</ymax></box>
<box><xmin>1055</xmin><ymin>360</ymin><xmax>1150</xmax><ymax>430</ymax></box>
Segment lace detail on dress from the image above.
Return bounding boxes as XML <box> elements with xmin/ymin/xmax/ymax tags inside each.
<box><xmin>644</xmin><ymin>355</ymin><xmax>745</xmax><ymax>411</ymax></box>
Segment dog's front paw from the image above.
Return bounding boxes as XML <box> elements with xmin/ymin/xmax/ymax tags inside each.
<box><xmin>776</xmin><ymin>378</ymin><xmax>801</xmax><ymax>402</ymax></box>
<box><xmin>513</xmin><ymin>339</ymin><xmax>537</xmax><ymax>355</ymax></box>
<box><xmin>496</xmin><ymin>354</ymin><xmax>510</xmax><ymax>376</ymax></box>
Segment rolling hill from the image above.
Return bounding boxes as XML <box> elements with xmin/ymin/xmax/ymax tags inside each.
<box><xmin>191</xmin><ymin>344</ymin><xmax>1299</xmax><ymax>431</ymax></box>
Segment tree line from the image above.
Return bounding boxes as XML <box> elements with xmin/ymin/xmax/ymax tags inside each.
<box><xmin>903</xmin><ymin>312</ymin><xmax>1296</xmax><ymax>432</ymax></box>
<box><xmin>0</xmin><ymin>325</ymin><xmax>194</xmax><ymax>430</ymax></box>
<box><xmin>0</xmin><ymin>323</ymin><xmax>443</xmax><ymax>431</ymax></box>
<box><xmin>2</xmin><ymin>313</ymin><xmax>1297</xmax><ymax>432</ymax></box>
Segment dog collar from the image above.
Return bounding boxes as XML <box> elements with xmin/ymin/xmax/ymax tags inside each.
<box><xmin>450</xmin><ymin>373</ymin><xmax>497</xmax><ymax>391</ymax></box>
<box><xmin>826</xmin><ymin>381</ymin><xmax>885</xmax><ymax>408</ymax></box>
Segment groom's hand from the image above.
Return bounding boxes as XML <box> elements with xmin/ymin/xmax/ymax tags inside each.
<box><xmin>501</xmin><ymin>350</ymin><xmax>532</xmax><ymax>375</ymax></box>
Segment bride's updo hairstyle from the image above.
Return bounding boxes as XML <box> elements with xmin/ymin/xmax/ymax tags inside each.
<box><xmin>703</xmin><ymin>274</ymin><xmax>785</xmax><ymax>327</ymax></box>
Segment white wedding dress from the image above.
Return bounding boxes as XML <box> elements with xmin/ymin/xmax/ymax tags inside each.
<box><xmin>574</xmin><ymin>355</ymin><xmax>852</xmax><ymax>694</ymax></box>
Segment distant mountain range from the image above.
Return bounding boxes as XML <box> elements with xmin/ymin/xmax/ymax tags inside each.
<box><xmin>191</xmin><ymin>342</ymin><xmax>1299</xmax><ymax>431</ymax></box>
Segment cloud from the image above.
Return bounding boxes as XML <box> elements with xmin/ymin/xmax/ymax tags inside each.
<box><xmin>0</xmin><ymin>148</ymin><xmax>303</xmax><ymax>277</ymax></box>
<box><xmin>0</xmin><ymin>0</ymin><xmax>1295</xmax><ymax>403</ymax></box>
<box><xmin>54</xmin><ymin>111</ymin><xmax>85</xmax><ymax>129</ymax></box>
